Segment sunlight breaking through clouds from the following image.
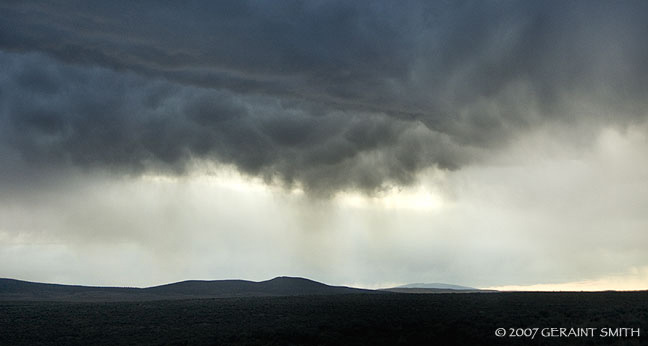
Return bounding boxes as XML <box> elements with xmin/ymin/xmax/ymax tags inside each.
<box><xmin>335</xmin><ymin>187</ymin><xmax>444</xmax><ymax>211</ymax></box>
<box><xmin>1</xmin><ymin>1</ymin><xmax>648</xmax><ymax>291</ymax></box>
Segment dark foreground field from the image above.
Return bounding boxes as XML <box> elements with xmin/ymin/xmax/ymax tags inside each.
<box><xmin>1</xmin><ymin>292</ymin><xmax>647</xmax><ymax>346</ymax></box>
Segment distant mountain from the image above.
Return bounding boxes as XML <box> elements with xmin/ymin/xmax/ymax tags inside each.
<box><xmin>379</xmin><ymin>283</ymin><xmax>497</xmax><ymax>294</ymax></box>
<box><xmin>380</xmin><ymin>288</ymin><xmax>497</xmax><ymax>294</ymax></box>
<box><xmin>396</xmin><ymin>283</ymin><xmax>477</xmax><ymax>290</ymax></box>
<box><xmin>0</xmin><ymin>277</ymin><xmax>375</xmax><ymax>302</ymax></box>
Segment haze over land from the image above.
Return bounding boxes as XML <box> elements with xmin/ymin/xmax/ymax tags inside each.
<box><xmin>1</xmin><ymin>1</ymin><xmax>648</xmax><ymax>290</ymax></box>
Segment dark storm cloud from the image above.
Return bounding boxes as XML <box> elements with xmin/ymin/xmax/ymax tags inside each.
<box><xmin>1</xmin><ymin>1</ymin><xmax>648</xmax><ymax>194</ymax></box>
<box><xmin>0</xmin><ymin>51</ymin><xmax>453</xmax><ymax>194</ymax></box>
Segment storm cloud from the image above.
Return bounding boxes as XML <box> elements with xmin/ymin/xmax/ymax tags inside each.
<box><xmin>2</xmin><ymin>0</ymin><xmax>648</xmax><ymax>194</ymax></box>
<box><xmin>3</xmin><ymin>1</ymin><xmax>648</xmax><ymax>289</ymax></box>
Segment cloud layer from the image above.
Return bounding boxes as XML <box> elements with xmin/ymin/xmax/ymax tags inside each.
<box><xmin>2</xmin><ymin>1</ymin><xmax>648</xmax><ymax>288</ymax></box>
<box><xmin>1</xmin><ymin>0</ymin><xmax>648</xmax><ymax>195</ymax></box>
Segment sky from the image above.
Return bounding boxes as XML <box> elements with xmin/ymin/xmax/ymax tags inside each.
<box><xmin>1</xmin><ymin>1</ymin><xmax>648</xmax><ymax>290</ymax></box>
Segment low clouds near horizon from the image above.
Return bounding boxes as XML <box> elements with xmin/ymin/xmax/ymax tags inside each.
<box><xmin>1</xmin><ymin>1</ymin><xmax>648</xmax><ymax>289</ymax></box>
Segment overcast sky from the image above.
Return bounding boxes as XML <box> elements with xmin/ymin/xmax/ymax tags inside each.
<box><xmin>1</xmin><ymin>1</ymin><xmax>648</xmax><ymax>290</ymax></box>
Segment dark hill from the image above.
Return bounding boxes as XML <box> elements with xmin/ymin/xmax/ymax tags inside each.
<box><xmin>0</xmin><ymin>278</ymin><xmax>141</xmax><ymax>301</ymax></box>
<box><xmin>146</xmin><ymin>276</ymin><xmax>371</xmax><ymax>298</ymax></box>
<box><xmin>0</xmin><ymin>277</ymin><xmax>374</xmax><ymax>301</ymax></box>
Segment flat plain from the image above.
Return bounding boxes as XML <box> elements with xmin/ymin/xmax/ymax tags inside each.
<box><xmin>2</xmin><ymin>291</ymin><xmax>647</xmax><ymax>345</ymax></box>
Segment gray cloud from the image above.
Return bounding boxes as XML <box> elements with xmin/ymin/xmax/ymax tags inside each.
<box><xmin>1</xmin><ymin>1</ymin><xmax>648</xmax><ymax>194</ymax></box>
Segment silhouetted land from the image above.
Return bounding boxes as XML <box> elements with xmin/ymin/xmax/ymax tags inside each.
<box><xmin>2</xmin><ymin>290</ymin><xmax>647</xmax><ymax>345</ymax></box>
<box><xmin>395</xmin><ymin>282</ymin><xmax>478</xmax><ymax>290</ymax></box>
<box><xmin>0</xmin><ymin>277</ymin><xmax>373</xmax><ymax>301</ymax></box>
<box><xmin>380</xmin><ymin>287</ymin><xmax>497</xmax><ymax>294</ymax></box>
